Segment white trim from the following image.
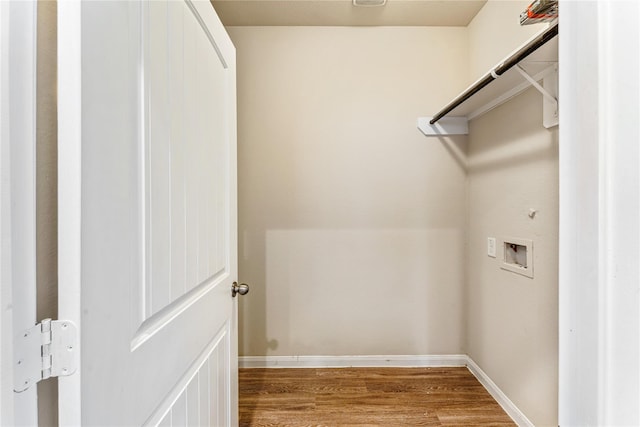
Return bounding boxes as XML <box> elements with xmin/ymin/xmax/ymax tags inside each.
<box><xmin>239</xmin><ymin>354</ymin><xmax>468</xmax><ymax>369</ymax></box>
<box><xmin>466</xmin><ymin>358</ymin><xmax>535</xmax><ymax>427</ymax></box>
<box><xmin>1</xmin><ymin>1</ymin><xmax>38</xmax><ymax>425</ymax></box>
<box><xmin>0</xmin><ymin>2</ymin><xmax>13</xmax><ymax>423</ymax></box>
<box><xmin>239</xmin><ymin>354</ymin><xmax>533</xmax><ymax>427</ymax></box>
<box><xmin>57</xmin><ymin>0</ymin><xmax>82</xmax><ymax>425</ymax></box>
<box><xmin>559</xmin><ymin>1</ymin><xmax>640</xmax><ymax>425</ymax></box>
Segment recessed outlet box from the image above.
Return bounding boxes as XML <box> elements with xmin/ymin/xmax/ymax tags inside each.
<box><xmin>500</xmin><ymin>237</ymin><xmax>533</xmax><ymax>278</ymax></box>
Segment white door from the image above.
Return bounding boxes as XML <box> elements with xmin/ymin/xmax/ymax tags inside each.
<box><xmin>57</xmin><ymin>1</ymin><xmax>238</xmax><ymax>425</ymax></box>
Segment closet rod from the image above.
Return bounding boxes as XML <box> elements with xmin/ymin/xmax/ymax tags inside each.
<box><xmin>429</xmin><ymin>22</ymin><xmax>559</xmax><ymax>125</ymax></box>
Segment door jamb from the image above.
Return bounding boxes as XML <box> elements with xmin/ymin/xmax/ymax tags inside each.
<box><xmin>0</xmin><ymin>1</ymin><xmax>39</xmax><ymax>425</ymax></box>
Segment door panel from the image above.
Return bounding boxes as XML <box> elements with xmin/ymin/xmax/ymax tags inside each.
<box><xmin>147</xmin><ymin>327</ymin><xmax>230</xmax><ymax>426</ymax></box>
<box><xmin>58</xmin><ymin>1</ymin><xmax>237</xmax><ymax>425</ymax></box>
<box><xmin>145</xmin><ymin>0</ymin><xmax>229</xmax><ymax>319</ymax></box>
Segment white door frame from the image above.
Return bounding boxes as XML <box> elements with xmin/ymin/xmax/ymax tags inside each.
<box><xmin>56</xmin><ymin>1</ymin><xmax>81</xmax><ymax>422</ymax></box>
<box><xmin>0</xmin><ymin>0</ymin><xmax>39</xmax><ymax>425</ymax></box>
<box><xmin>559</xmin><ymin>0</ymin><xmax>640</xmax><ymax>425</ymax></box>
<box><xmin>3</xmin><ymin>0</ymin><xmax>636</xmax><ymax>425</ymax></box>
<box><xmin>0</xmin><ymin>2</ymin><xmax>13</xmax><ymax>424</ymax></box>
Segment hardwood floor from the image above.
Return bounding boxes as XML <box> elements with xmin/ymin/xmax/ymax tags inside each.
<box><xmin>239</xmin><ymin>367</ymin><xmax>516</xmax><ymax>426</ymax></box>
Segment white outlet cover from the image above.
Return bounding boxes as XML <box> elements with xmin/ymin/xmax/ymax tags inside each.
<box><xmin>487</xmin><ymin>237</ymin><xmax>496</xmax><ymax>258</ymax></box>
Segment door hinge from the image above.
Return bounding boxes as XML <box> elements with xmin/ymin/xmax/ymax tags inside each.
<box><xmin>14</xmin><ymin>318</ymin><xmax>78</xmax><ymax>392</ymax></box>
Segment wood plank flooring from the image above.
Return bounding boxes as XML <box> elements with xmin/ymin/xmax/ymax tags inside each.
<box><xmin>239</xmin><ymin>367</ymin><xmax>516</xmax><ymax>426</ymax></box>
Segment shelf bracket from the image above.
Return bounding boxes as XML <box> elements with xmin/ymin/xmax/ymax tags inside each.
<box><xmin>515</xmin><ymin>64</ymin><xmax>559</xmax><ymax>128</ymax></box>
<box><xmin>515</xmin><ymin>64</ymin><xmax>556</xmax><ymax>104</ymax></box>
<box><xmin>417</xmin><ymin>116</ymin><xmax>468</xmax><ymax>136</ymax></box>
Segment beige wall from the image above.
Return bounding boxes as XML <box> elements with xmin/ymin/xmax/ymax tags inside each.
<box><xmin>465</xmin><ymin>2</ymin><xmax>558</xmax><ymax>425</ymax></box>
<box><xmin>30</xmin><ymin>0</ymin><xmax>559</xmax><ymax>424</ymax></box>
<box><xmin>467</xmin><ymin>0</ymin><xmax>547</xmax><ymax>83</ymax></box>
<box><xmin>466</xmin><ymin>89</ymin><xmax>558</xmax><ymax>426</ymax></box>
<box><xmin>230</xmin><ymin>3</ymin><xmax>559</xmax><ymax>424</ymax></box>
<box><xmin>228</xmin><ymin>26</ymin><xmax>469</xmax><ymax>356</ymax></box>
<box><xmin>36</xmin><ymin>1</ymin><xmax>58</xmax><ymax>425</ymax></box>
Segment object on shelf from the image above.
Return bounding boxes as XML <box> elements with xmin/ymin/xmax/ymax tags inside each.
<box><xmin>520</xmin><ymin>0</ymin><xmax>558</xmax><ymax>25</ymax></box>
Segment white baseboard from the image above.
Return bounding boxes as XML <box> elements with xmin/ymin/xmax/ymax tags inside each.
<box><xmin>239</xmin><ymin>354</ymin><xmax>468</xmax><ymax>369</ymax></box>
<box><xmin>238</xmin><ymin>354</ymin><xmax>535</xmax><ymax>427</ymax></box>
<box><xmin>465</xmin><ymin>357</ymin><xmax>535</xmax><ymax>427</ymax></box>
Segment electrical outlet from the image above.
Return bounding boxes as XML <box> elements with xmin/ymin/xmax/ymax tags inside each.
<box><xmin>487</xmin><ymin>237</ymin><xmax>496</xmax><ymax>258</ymax></box>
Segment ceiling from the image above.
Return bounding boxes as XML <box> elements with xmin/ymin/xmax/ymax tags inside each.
<box><xmin>211</xmin><ymin>0</ymin><xmax>487</xmax><ymax>27</ymax></box>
